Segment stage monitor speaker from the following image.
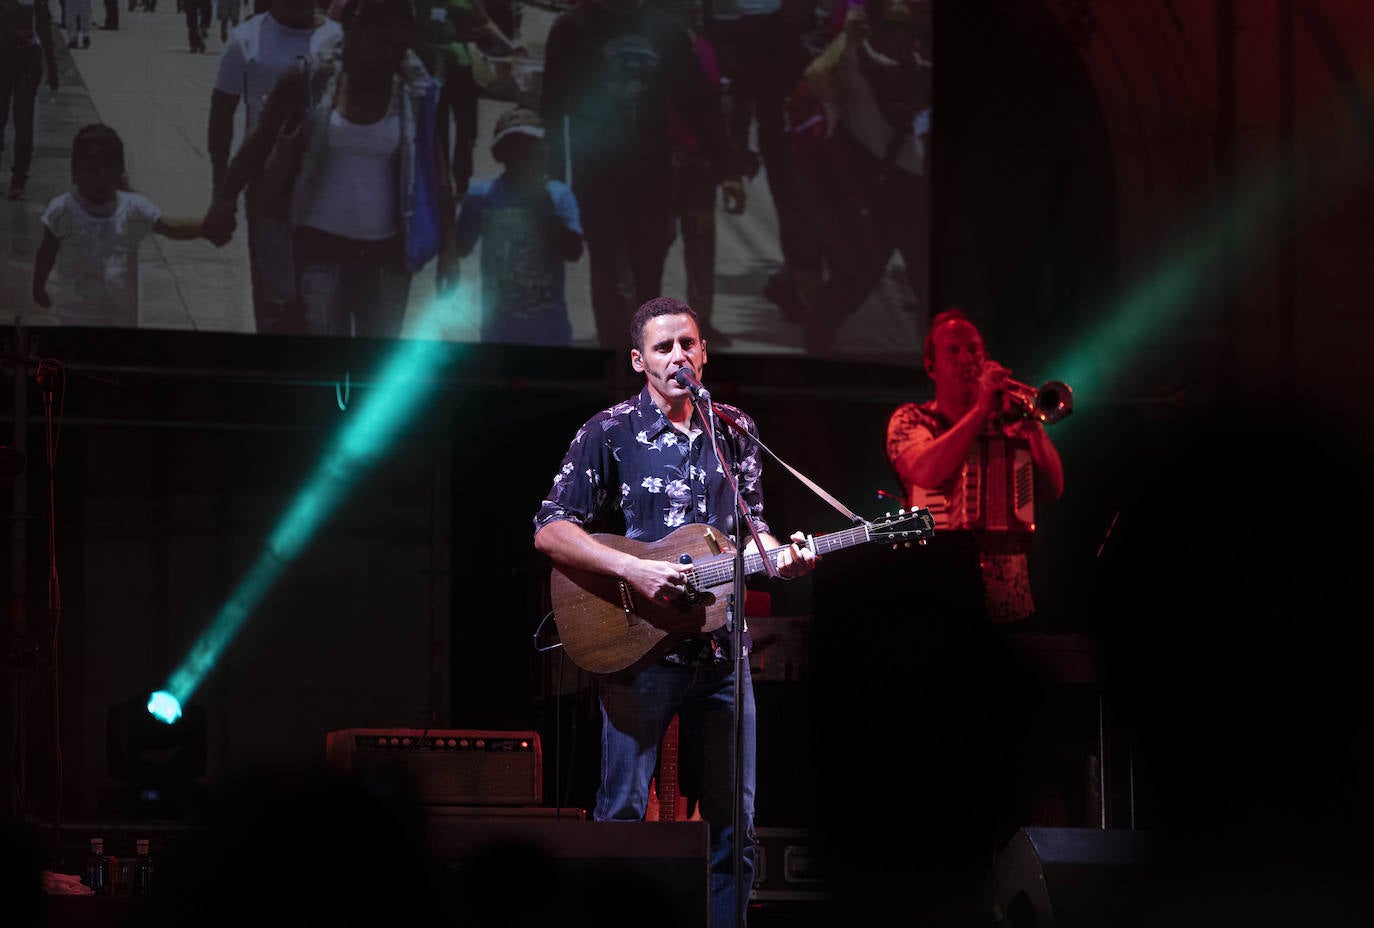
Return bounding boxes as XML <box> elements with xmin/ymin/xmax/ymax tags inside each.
<box><xmin>428</xmin><ymin>820</ymin><xmax>709</xmax><ymax>928</ymax></box>
<box><xmin>991</xmin><ymin>827</ymin><xmax>1157</xmax><ymax>928</ymax></box>
<box><xmin>325</xmin><ymin>728</ymin><xmax>541</xmax><ymax>806</ymax></box>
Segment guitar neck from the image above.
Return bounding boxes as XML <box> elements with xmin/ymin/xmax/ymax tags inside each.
<box><xmin>659</xmin><ymin>716</ymin><xmax>681</xmax><ymax>823</ymax></box>
<box><xmin>691</xmin><ymin>523</ymin><xmax>873</xmax><ymax>588</ymax></box>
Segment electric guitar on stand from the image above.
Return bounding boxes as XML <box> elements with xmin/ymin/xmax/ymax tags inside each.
<box><xmin>646</xmin><ymin>714</ymin><xmax>701</xmax><ymax>823</ymax></box>
<box><xmin>549</xmin><ymin>510</ymin><xmax>934</xmax><ymax>675</ymax></box>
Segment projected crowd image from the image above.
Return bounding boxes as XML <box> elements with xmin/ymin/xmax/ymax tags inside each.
<box><xmin>3</xmin><ymin>0</ymin><xmax>930</xmax><ymax>357</ymax></box>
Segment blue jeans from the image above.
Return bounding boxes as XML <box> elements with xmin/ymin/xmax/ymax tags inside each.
<box><xmin>294</xmin><ymin>226</ymin><xmax>411</xmax><ymax>338</ymax></box>
<box><xmin>596</xmin><ymin>657</ymin><xmax>756</xmax><ymax>928</ymax></box>
<box><xmin>247</xmin><ymin>214</ymin><xmax>302</xmax><ymax>334</ymax></box>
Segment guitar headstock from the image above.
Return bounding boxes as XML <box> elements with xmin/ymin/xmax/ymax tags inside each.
<box><xmin>868</xmin><ymin>508</ymin><xmax>936</xmax><ymax>548</ymax></box>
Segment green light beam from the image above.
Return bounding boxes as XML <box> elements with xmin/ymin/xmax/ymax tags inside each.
<box><xmin>157</xmin><ymin>289</ymin><xmax>468</xmax><ymax>715</ymax></box>
<box><xmin>1050</xmin><ymin>171</ymin><xmax>1281</xmax><ymax>404</ymax></box>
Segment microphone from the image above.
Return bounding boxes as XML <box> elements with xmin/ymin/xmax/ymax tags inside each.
<box><xmin>672</xmin><ymin>367</ymin><xmax>710</xmax><ymax>401</ymax></box>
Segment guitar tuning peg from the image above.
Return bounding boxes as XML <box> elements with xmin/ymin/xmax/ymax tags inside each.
<box><xmin>899</xmin><ymin>508</ymin><xmax>906</xmax><ymax>514</ymax></box>
<box><xmin>884</xmin><ymin>511</ymin><xmax>891</xmax><ymax>518</ymax></box>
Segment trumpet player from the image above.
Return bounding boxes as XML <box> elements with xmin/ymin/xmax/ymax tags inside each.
<box><xmin>885</xmin><ymin>307</ymin><xmax>1063</xmax><ymax>623</ymax></box>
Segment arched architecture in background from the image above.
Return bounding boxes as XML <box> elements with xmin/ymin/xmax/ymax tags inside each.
<box><xmin>948</xmin><ymin>0</ymin><xmax>1374</xmax><ymax>430</ymax></box>
<box><xmin>933</xmin><ymin>0</ymin><xmax>1119</xmax><ymax>378</ymax></box>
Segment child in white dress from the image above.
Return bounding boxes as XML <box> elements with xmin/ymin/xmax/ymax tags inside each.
<box><xmin>31</xmin><ymin>124</ymin><xmax>207</xmax><ymax>327</ymax></box>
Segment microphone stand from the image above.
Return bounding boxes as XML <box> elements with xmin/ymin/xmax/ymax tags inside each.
<box><xmin>696</xmin><ymin>392</ymin><xmax>775</xmax><ymax>928</ymax></box>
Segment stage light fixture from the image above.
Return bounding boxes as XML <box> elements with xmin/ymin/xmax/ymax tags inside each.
<box><xmin>106</xmin><ymin>691</ymin><xmax>209</xmax><ymax>816</ymax></box>
<box><xmin>147</xmin><ymin>690</ymin><xmax>181</xmax><ymax>724</ymax></box>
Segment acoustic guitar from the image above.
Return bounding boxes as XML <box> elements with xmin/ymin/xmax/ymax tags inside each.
<box><xmin>549</xmin><ymin>510</ymin><xmax>934</xmax><ymax>675</ymax></box>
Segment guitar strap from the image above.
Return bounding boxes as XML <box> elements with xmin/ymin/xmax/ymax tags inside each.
<box><xmin>703</xmin><ymin>401</ymin><xmax>778</xmax><ymax>578</ymax></box>
<box><xmin>709</xmin><ymin>404</ymin><xmax>865</xmax><ymax>525</ymax></box>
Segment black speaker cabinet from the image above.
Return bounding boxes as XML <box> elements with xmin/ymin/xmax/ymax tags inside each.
<box><xmin>325</xmin><ymin>728</ymin><xmax>541</xmax><ymax>806</ymax></box>
<box><xmin>991</xmin><ymin>827</ymin><xmax>1157</xmax><ymax>928</ymax></box>
<box><xmin>428</xmin><ymin>820</ymin><xmax>710</xmax><ymax>928</ymax></box>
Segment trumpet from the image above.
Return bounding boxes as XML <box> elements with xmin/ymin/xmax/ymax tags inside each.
<box><xmin>1002</xmin><ymin>378</ymin><xmax>1074</xmax><ymax>424</ymax></box>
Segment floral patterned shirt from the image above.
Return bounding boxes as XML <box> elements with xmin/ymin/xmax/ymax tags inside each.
<box><xmin>534</xmin><ymin>385</ymin><xmax>770</xmax><ymax>660</ymax></box>
<box><xmin>886</xmin><ymin>399</ymin><xmax>1036</xmax><ymax>623</ymax></box>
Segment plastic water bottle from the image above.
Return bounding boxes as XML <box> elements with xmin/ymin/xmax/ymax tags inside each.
<box><xmin>85</xmin><ymin>837</ymin><xmax>110</xmax><ymax>894</ymax></box>
<box><xmin>133</xmin><ymin>838</ymin><xmax>154</xmax><ymax>895</ymax></box>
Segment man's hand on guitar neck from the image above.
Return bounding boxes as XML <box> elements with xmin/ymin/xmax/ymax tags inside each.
<box><xmin>748</xmin><ymin>530</ymin><xmax>820</xmax><ymax>580</ymax></box>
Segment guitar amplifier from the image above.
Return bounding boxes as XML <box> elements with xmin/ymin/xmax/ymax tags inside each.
<box><xmin>325</xmin><ymin>728</ymin><xmax>542</xmax><ymax>807</ymax></box>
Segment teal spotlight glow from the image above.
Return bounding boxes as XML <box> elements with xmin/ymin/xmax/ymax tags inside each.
<box><xmin>155</xmin><ymin>290</ymin><xmax>470</xmax><ymax>711</ymax></box>
<box><xmin>147</xmin><ymin>690</ymin><xmax>182</xmax><ymax>725</ymax></box>
<box><xmin>1049</xmin><ymin>176</ymin><xmax>1274</xmax><ymax>403</ymax></box>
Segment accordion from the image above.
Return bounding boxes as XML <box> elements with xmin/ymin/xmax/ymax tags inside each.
<box><xmin>906</xmin><ymin>435</ymin><xmax>1037</xmax><ymax>536</ymax></box>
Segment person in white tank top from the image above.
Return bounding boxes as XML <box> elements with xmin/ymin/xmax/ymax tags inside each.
<box><xmin>203</xmin><ymin>0</ymin><xmax>454</xmax><ymax>338</ymax></box>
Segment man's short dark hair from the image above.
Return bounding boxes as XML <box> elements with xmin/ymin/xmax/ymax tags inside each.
<box><xmin>630</xmin><ymin>297</ymin><xmax>700</xmax><ymax>352</ymax></box>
